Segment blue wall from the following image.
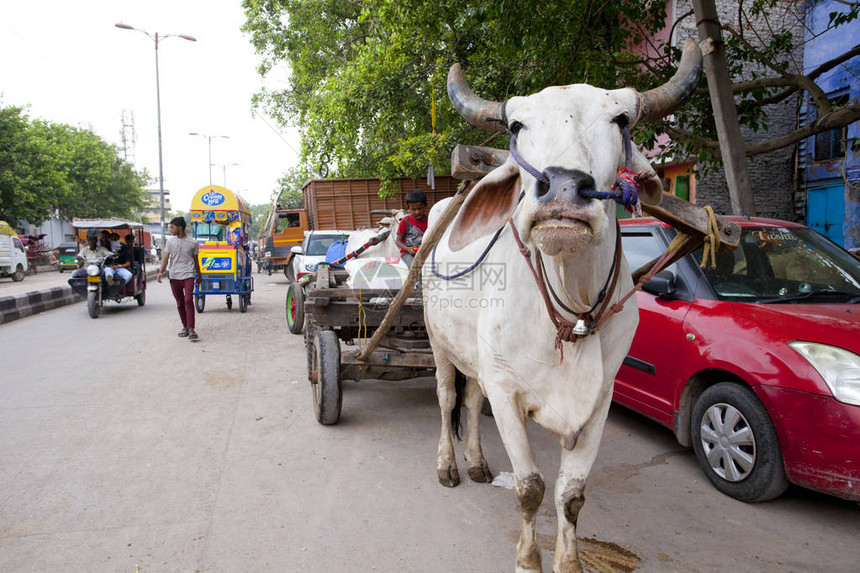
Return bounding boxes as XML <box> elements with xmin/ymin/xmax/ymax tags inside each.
<box><xmin>802</xmin><ymin>0</ymin><xmax>860</xmax><ymax>252</ymax></box>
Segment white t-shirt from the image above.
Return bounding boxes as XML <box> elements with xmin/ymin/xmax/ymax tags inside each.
<box><xmin>165</xmin><ymin>235</ymin><xmax>199</xmax><ymax>280</ymax></box>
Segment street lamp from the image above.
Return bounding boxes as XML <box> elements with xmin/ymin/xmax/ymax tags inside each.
<box><xmin>115</xmin><ymin>22</ymin><xmax>196</xmax><ymax>251</ymax></box>
<box><xmin>189</xmin><ymin>132</ymin><xmax>230</xmax><ymax>186</ymax></box>
<box><xmin>211</xmin><ymin>162</ymin><xmax>240</xmax><ymax>188</ymax></box>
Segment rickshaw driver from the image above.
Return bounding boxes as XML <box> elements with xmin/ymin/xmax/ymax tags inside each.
<box><xmin>104</xmin><ymin>233</ymin><xmax>135</xmax><ymax>287</ymax></box>
<box><xmin>71</xmin><ymin>232</ymin><xmax>112</xmax><ymax>278</ymax></box>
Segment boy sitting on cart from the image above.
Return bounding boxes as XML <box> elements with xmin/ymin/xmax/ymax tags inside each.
<box><xmin>394</xmin><ymin>189</ymin><xmax>428</xmax><ymax>268</ymax></box>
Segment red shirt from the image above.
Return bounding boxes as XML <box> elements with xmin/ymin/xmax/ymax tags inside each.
<box><xmin>396</xmin><ymin>215</ymin><xmax>428</xmax><ymax>254</ymax></box>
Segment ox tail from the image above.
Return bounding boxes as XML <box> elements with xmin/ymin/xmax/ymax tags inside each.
<box><xmin>451</xmin><ymin>369</ymin><xmax>467</xmax><ymax>441</ymax></box>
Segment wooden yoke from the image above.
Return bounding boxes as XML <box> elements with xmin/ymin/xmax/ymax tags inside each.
<box><xmin>453</xmin><ymin>144</ymin><xmax>741</xmax><ymax>281</ymax></box>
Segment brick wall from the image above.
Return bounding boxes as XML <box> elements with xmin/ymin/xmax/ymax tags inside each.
<box><xmin>673</xmin><ymin>0</ymin><xmax>804</xmax><ymax>219</ymax></box>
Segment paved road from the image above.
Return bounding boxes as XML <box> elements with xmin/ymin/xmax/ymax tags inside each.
<box><xmin>1</xmin><ymin>272</ymin><xmax>858</xmax><ymax>572</ymax></box>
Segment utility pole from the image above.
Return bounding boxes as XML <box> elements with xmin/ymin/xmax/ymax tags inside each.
<box><xmin>691</xmin><ymin>0</ymin><xmax>757</xmax><ymax>216</ymax></box>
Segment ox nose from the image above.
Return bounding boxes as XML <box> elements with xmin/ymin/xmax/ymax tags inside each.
<box><xmin>536</xmin><ymin>167</ymin><xmax>596</xmax><ymax>204</ymax></box>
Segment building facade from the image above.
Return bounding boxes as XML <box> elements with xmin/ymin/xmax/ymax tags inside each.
<box><xmin>797</xmin><ymin>0</ymin><xmax>860</xmax><ymax>253</ymax></box>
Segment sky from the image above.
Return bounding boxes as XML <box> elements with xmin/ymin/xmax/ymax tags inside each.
<box><xmin>0</xmin><ymin>0</ymin><xmax>302</xmax><ymax>211</ymax></box>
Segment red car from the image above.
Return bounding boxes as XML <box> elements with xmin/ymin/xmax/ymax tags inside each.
<box><xmin>617</xmin><ymin>216</ymin><xmax>860</xmax><ymax>503</ymax></box>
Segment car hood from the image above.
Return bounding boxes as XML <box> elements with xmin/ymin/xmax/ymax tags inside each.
<box><xmin>733</xmin><ymin>303</ymin><xmax>860</xmax><ymax>353</ymax></box>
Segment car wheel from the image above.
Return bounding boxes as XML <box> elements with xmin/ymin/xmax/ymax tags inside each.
<box><xmin>11</xmin><ymin>264</ymin><xmax>25</xmax><ymax>281</ymax></box>
<box><xmin>195</xmin><ymin>295</ymin><xmax>205</xmax><ymax>313</ymax></box>
<box><xmin>284</xmin><ymin>264</ymin><xmax>295</xmax><ymax>283</ymax></box>
<box><xmin>691</xmin><ymin>382</ymin><xmax>789</xmax><ymax>502</ymax></box>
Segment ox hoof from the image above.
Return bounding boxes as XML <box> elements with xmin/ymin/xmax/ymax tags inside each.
<box><xmin>437</xmin><ymin>466</ymin><xmax>460</xmax><ymax>487</ymax></box>
<box><xmin>468</xmin><ymin>461</ymin><xmax>492</xmax><ymax>483</ymax></box>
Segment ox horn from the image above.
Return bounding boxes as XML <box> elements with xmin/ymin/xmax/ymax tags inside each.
<box><xmin>634</xmin><ymin>38</ymin><xmax>703</xmax><ymax>125</ymax></box>
<box><xmin>447</xmin><ymin>63</ymin><xmax>507</xmax><ymax>132</ymax></box>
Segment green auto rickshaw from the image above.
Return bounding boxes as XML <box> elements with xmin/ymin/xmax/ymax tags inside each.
<box><xmin>57</xmin><ymin>242</ymin><xmax>79</xmax><ymax>273</ymax></box>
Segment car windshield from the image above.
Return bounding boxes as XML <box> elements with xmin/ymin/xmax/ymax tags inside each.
<box><xmin>693</xmin><ymin>226</ymin><xmax>860</xmax><ymax>303</ymax></box>
<box><xmin>306</xmin><ymin>234</ymin><xmax>345</xmax><ymax>256</ymax></box>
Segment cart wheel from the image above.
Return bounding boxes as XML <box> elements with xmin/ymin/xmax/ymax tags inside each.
<box><xmin>226</xmin><ymin>295</ymin><xmax>233</xmax><ymax>310</ymax></box>
<box><xmin>239</xmin><ymin>293</ymin><xmax>248</xmax><ymax>313</ymax></box>
<box><xmin>136</xmin><ymin>288</ymin><xmax>146</xmax><ymax>306</ymax></box>
<box><xmin>195</xmin><ymin>295</ymin><xmax>205</xmax><ymax>313</ymax></box>
<box><xmin>87</xmin><ymin>289</ymin><xmax>101</xmax><ymax>319</ymax></box>
<box><xmin>286</xmin><ymin>282</ymin><xmax>305</xmax><ymax>334</ymax></box>
<box><xmin>312</xmin><ymin>330</ymin><xmax>342</xmax><ymax>425</ymax></box>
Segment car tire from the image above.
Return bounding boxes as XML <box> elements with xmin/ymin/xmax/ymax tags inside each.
<box><xmin>284</xmin><ymin>264</ymin><xmax>295</xmax><ymax>283</ymax></box>
<box><xmin>691</xmin><ymin>382</ymin><xmax>789</xmax><ymax>502</ymax></box>
<box><xmin>11</xmin><ymin>264</ymin><xmax>25</xmax><ymax>281</ymax></box>
<box><xmin>195</xmin><ymin>295</ymin><xmax>205</xmax><ymax>313</ymax></box>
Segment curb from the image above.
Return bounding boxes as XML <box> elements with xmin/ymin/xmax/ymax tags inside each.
<box><xmin>0</xmin><ymin>269</ymin><xmax>159</xmax><ymax>326</ymax></box>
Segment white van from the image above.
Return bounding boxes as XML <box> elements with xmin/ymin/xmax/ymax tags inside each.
<box><xmin>0</xmin><ymin>233</ymin><xmax>29</xmax><ymax>281</ymax></box>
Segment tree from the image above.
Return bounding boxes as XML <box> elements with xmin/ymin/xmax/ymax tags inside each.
<box><xmin>0</xmin><ymin>105</ymin><xmax>66</xmax><ymax>224</ymax></box>
<box><xmin>273</xmin><ymin>165</ymin><xmax>311</xmax><ymax>208</ymax></box>
<box><xmin>0</xmin><ymin>102</ymin><xmax>149</xmax><ymax>224</ymax></box>
<box><xmin>249</xmin><ymin>202</ymin><xmax>270</xmax><ymax>237</ymax></box>
<box><xmin>242</xmin><ymin>0</ymin><xmax>860</xmax><ymax>198</ymax></box>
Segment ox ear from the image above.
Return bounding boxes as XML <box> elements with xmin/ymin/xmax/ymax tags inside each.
<box><xmin>449</xmin><ymin>161</ymin><xmax>521</xmax><ymax>252</ymax></box>
<box><xmin>630</xmin><ymin>149</ymin><xmax>664</xmax><ymax>206</ymax></box>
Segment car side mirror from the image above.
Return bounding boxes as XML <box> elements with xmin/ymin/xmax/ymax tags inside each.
<box><xmin>642</xmin><ymin>270</ymin><xmax>676</xmax><ymax>297</ymax></box>
<box><xmin>291</xmin><ymin>246</ymin><xmax>303</xmax><ymax>254</ymax></box>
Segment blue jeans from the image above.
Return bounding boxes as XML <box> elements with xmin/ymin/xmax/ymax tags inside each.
<box><xmin>104</xmin><ymin>266</ymin><xmax>132</xmax><ymax>285</ymax></box>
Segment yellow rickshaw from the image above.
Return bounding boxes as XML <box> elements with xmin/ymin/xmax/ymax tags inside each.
<box><xmin>190</xmin><ymin>185</ymin><xmax>254</xmax><ymax>313</ymax></box>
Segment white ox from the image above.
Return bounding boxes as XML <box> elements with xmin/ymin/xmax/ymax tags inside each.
<box><xmin>423</xmin><ymin>40</ymin><xmax>702</xmax><ymax>573</ymax></box>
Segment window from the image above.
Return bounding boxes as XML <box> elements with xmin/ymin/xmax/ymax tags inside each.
<box><xmin>813</xmin><ymin>94</ymin><xmax>848</xmax><ymax>162</ymax></box>
<box><xmin>276</xmin><ymin>213</ymin><xmax>301</xmax><ymax>232</ymax></box>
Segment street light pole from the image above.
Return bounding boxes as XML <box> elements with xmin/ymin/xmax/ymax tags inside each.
<box><xmin>189</xmin><ymin>133</ymin><xmax>230</xmax><ymax>186</ymax></box>
<box><xmin>115</xmin><ymin>22</ymin><xmax>196</xmax><ymax>251</ymax></box>
<box><xmin>211</xmin><ymin>162</ymin><xmax>240</xmax><ymax>188</ymax></box>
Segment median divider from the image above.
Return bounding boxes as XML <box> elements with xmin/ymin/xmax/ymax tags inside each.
<box><xmin>0</xmin><ymin>268</ymin><xmax>159</xmax><ymax>325</ymax></box>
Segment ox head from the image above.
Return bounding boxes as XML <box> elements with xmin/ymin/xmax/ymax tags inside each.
<box><xmin>447</xmin><ymin>39</ymin><xmax>702</xmax><ymax>255</ymax></box>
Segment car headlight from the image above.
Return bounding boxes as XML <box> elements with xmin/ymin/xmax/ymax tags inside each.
<box><xmin>86</xmin><ymin>264</ymin><xmax>100</xmax><ymax>277</ymax></box>
<box><xmin>789</xmin><ymin>341</ymin><xmax>860</xmax><ymax>406</ymax></box>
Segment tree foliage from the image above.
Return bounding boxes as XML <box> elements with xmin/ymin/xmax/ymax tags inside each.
<box><xmin>0</xmin><ymin>103</ymin><xmax>148</xmax><ymax>226</ymax></box>
<box><xmin>241</xmin><ymin>0</ymin><xmax>860</xmax><ymax>184</ymax></box>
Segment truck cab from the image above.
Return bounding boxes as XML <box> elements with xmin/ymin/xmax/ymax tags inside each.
<box><xmin>259</xmin><ymin>207</ymin><xmax>309</xmax><ymax>280</ymax></box>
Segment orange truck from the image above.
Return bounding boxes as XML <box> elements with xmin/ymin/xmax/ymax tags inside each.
<box><xmin>257</xmin><ymin>206</ymin><xmax>309</xmax><ymax>280</ymax></box>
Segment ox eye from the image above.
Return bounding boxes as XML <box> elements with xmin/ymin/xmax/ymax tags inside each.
<box><xmin>508</xmin><ymin>121</ymin><xmax>524</xmax><ymax>135</ymax></box>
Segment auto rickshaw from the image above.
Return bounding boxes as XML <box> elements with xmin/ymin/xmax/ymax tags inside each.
<box><xmin>190</xmin><ymin>185</ymin><xmax>254</xmax><ymax>313</ymax></box>
<box><xmin>67</xmin><ymin>218</ymin><xmax>147</xmax><ymax>318</ymax></box>
<box><xmin>57</xmin><ymin>242</ymin><xmax>79</xmax><ymax>272</ymax></box>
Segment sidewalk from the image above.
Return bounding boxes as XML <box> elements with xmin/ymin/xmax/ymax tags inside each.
<box><xmin>0</xmin><ymin>265</ymin><xmax>156</xmax><ymax>325</ymax></box>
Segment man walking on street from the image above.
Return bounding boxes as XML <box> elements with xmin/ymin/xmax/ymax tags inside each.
<box><xmin>157</xmin><ymin>217</ymin><xmax>202</xmax><ymax>340</ymax></box>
